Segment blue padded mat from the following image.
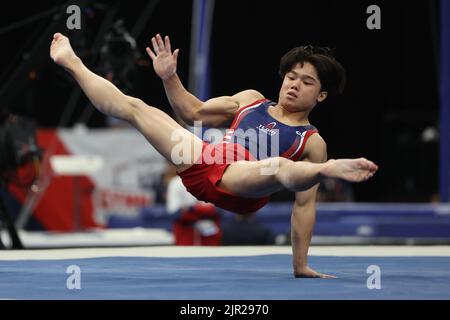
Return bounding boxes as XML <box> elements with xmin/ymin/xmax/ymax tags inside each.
<box><xmin>1</xmin><ymin>255</ymin><xmax>449</xmax><ymax>300</ymax></box>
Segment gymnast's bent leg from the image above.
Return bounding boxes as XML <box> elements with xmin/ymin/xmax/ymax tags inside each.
<box><xmin>219</xmin><ymin>157</ymin><xmax>378</xmax><ymax>198</ymax></box>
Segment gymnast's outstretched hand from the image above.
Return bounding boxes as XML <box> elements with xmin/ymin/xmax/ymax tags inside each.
<box><xmin>146</xmin><ymin>33</ymin><xmax>179</xmax><ymax>80</ymax></box>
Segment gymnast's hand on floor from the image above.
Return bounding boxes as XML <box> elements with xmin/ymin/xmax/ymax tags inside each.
<box><xmin>294</xmin><ymin>266</ymin><xmax>337</xmax><ymax>279</ymax></box>
<box><xmin>146</xmin><ymin>33</ymin><xmax>179</xmax><ymax>80</ymax></box>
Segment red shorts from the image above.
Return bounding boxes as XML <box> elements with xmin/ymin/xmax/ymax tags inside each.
<box><xmin>178</xmin><ymin>142</ymin><xmax>270</xmax><ymax>214</ymax></box>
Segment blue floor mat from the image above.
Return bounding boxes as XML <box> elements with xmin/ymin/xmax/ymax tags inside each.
<box><xmin>1</xmin><ymin>255</ymin><xmax>449</xmax><ymax>300</ymax></box>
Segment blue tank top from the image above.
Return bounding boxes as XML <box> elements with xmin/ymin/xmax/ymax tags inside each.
<box><xmin>223</xmin><ymin>99</ymin><xmax>318</xmax><ymax>161</ymax></box>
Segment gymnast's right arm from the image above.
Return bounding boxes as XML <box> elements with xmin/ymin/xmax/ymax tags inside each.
<box><xmin>50</xmin><ymin>33</ymin><xmax>141</xmax><ymax>123</ymax></box>
<box><xmin>146</xmin><ymin>34</ymin><xmax>264</xmax><ymax>127</ymax></box>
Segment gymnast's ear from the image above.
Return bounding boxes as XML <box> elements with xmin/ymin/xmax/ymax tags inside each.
<box><xmin>317</xmin><ymin>91</ymin><xmax>328</xmax><ymax>103</ymax></box>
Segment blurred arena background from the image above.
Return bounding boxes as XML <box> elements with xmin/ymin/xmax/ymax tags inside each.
<box><xmin>0</xmin><ymin>0</ymin><xmax>449</xmax><ymax>301</ymax></box>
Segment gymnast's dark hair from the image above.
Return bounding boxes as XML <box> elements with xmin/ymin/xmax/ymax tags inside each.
<box><xmin>279</xmin><ymin>45</ymin><xmax>346</xmax><ymax>98</ymax></box>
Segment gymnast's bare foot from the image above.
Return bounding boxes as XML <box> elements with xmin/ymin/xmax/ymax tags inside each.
<box><xmin>321</xmin><ymin>158</ymin><xmax>378</xmax><ymax>182</ymax></box>
<box><xmin>50</xmin><ymin>33</ymin><xmax>79</xmax><ymax>69</ymax></box>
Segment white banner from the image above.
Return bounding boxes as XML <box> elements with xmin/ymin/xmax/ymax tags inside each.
<box><xmin>58</xmin><ymin>127</ymin><xmax>167</xmax><ymax>224</ymax></box>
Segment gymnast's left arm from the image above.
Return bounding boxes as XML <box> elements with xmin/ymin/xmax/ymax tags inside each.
<box><xmin>291</xmin><ymin>134</ymin><xmax>336</xmax><ymax>278</ymax></box>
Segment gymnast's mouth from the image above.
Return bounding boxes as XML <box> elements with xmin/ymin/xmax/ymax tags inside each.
<box><xmin>286</xmin><ymin>91</ymin><xmax>298</xmax><ymax>98</ymax></box>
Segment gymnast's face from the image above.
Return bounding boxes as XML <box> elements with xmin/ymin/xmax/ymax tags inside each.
<box><xmin>278</xmin><ymin>62</ymin><xmax>328</xmax><ymax>112</ymax></box>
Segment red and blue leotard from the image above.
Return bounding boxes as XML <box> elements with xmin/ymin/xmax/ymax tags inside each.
<box><xmin>178</xmin><ymin>99</ymin><xmax>319</xmax><ymax>214</ymax></box>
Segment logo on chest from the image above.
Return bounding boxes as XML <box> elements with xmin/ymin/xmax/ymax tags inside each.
<box><xmin>257</xmin><ymin>122</ymin><xmax>278</xmax><ymax>136</ymax></box>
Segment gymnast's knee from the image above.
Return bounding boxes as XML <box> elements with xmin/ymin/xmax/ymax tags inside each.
<box><xmin>127</xmin><ymin>97</ymin><xmax>157</xmax><ymax>123</ymax></box>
